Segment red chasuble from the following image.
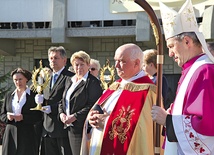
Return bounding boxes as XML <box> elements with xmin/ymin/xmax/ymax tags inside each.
<box><xmin>97</xmin><ymin>76</ymin><xmax>154</xmax><ymax>155</ymax></box>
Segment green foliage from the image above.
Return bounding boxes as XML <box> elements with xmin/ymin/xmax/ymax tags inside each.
<box><xmin>0</xmin><ymin>71</ymin><xmax>11</xmax><ymax>144</ymax></box>
<box><xmin>0</xmin><ymin>72</ymin><xmax>11</xmax><ymax>106</ymax></box>
<box><xmin>0</xmin><ymin>56</ymin><xmax>10</xmax><ymax>143</ymax></box>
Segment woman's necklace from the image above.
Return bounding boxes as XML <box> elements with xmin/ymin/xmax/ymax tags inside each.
<box><xmin>17</xmin><ymin>89</ymin><xmax>25</xmax><ymax>102</ymax></box>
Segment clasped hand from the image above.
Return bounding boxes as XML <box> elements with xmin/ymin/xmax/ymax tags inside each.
<box><xmin>88</xmin><ymin>109</ymin><xmax>109</xmax><ymax>129</ymax></box>
<box><xmin>7</xmin><ymin>113</ymin><xmax>23</xmax><ymax>122</ymax></box>
<box><xmin>60</xmin><ymin>113</ymin><xmax>76</xmax><ymax>125</ymax></box>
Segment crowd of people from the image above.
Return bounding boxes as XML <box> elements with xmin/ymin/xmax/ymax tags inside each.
<box><xmin>0</xmin><ymin>0</ymin><xmax>214</xmax><ymax>155</ymax></box>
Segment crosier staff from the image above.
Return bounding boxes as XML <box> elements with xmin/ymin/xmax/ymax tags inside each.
<box><xmin>134</xmin><ymin>0</ymin><xmax>163</xmax><ymax>154</ymax></box>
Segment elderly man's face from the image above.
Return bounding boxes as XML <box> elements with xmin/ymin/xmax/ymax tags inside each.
<box><xmin>114</xmin><ymin>48</ymin><xmax>138</xmax><ymax>80</ymax></box>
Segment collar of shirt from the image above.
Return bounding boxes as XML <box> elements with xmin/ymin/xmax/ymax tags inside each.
<box><xmin>12</xmin><ymin>87</ymin><xmax>30</xmax><ymax>114</ymax></box>
<box><xmin>12</xmin><ymin>86</ymin><xmax>31</xmax><ymax>95</ymax></box>
<box><xmin>120</xmin><ymin>70</ymin><xmax>146</xmax><ymax>86</ymax></box>
<box><xmin>71</xmin><ymin>71</ymin><xmax>88</xmax><ymax>83</ymax></box>
<box><xmin>182</xmin><ymin>54</ymin><xmax>204</xmax><ymax>71</ymax></box>
<box><xmin>53</xmin><ymin>66</ymin><xmax>65</xmax><ymax>76</ymax></box>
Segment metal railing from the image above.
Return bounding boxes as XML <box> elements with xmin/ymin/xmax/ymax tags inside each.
<box><xmin>0</xmin><ymin>20</ymin><xmax>137</xmax><ymax>30</ymax></box>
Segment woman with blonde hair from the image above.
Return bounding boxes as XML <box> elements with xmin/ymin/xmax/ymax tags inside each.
<box><xmin>59</xmin><ymin>51</ymin><xmax>103</xmax><ymax>155</ymax></box>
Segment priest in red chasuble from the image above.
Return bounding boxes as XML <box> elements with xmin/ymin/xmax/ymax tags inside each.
<box><xmin>80</xmin><ymin>43</ymin><xmax>163</xmax><ymax>155</ymax></box>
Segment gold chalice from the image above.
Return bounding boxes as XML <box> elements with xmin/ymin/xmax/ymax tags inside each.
<box><xmin>100</xmin><ymin>59</ymin><xmax>115</xmax><ymax>90</ymax></box>
<box><xmin>30</xmin><ymin>60</ymin><xmax>51</xmax><ymax>110</ymax></box>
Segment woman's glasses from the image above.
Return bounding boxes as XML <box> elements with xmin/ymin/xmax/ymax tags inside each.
<box><xmin>89</xmin><ymin>68</ymin><xmax>97</xmax><ymax>71</ymax></box>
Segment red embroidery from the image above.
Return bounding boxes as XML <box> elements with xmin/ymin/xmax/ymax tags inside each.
<box><xmin>194</xmin><ymin>142</ymin><xmax>200</xmax><ymax>147</ymax></box>
<box><xmin>189</xmin><ymin>132</ymin><xmax>194</xmax><ymax>138</ymax></box>
<box><xmin>200</xmin><ymin>147</ymin><xmax>205</xmax><ymax>153</ymax></box>
<box><xmin>185</xmin><ymin>115</ymin><xmax>190</xmax><ymax>119</ymax></box>
<box><xmin>183</xmin><ymin>115</ymin><xmax>210</xmax><ymax>154</ymax></box>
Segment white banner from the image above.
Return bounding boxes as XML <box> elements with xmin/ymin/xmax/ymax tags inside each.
<box><xmin>110</xmin><ymin>0</ymin><xmax>210</xmax><ymax>13</ymax></box>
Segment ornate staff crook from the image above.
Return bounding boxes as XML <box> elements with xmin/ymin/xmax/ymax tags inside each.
<box><xmin>134</xmin><ymin>0</ymin><xmax>163</xmax><ymax>154</ymax></box>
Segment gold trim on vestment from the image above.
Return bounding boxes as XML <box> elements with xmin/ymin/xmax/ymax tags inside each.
<box><xmin>109</xmin><ymin>81</ymin><xmax>157</xmax><ymax>92</ymax></box>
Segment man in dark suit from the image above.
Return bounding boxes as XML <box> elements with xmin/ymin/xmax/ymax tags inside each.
<box><xmin>40</xmin><ymin>46</ymin><xmax>74</xmax><ymax>155</ymax></box>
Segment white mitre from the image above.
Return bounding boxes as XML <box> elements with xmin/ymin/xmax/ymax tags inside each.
<box><xmin>159</xmin><ymin>0</ymin><xmax>214</xmax><ymax>62</ymax></box>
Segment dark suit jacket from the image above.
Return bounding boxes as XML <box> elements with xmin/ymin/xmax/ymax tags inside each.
<box><xmin>42</xmin><ymin>68</ymin><xmax>74</xmax><ymax>138</ymax></box>
<box><xmin>59</xmin><ymin>73</ymin><xmax>103</xmax><ymax>134</ymax></box>
<box><xmin>0</xmin><ymin>90</ymin><xmax>42</xmax><ymax>155</ymax></box>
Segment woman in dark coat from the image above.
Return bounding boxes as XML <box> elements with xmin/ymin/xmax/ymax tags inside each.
<box><xmin>58</xmin><ymin>51</ymin><xmax>103</xmax><ymax>155</ymax></box>
<box><xmin>0</xmin><ymin>68</ymin><xmax>42</xmax><ymax>155</ymax></box>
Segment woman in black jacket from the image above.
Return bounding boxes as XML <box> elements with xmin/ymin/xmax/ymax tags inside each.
<box><xmin>0</xmin><ymin>68</ymin><xmax>42</xmax><ymax>155</ymax></box>
<box><xmin>59</xmin><ymin>51</ymin><xmax>103</xmax><ymax>155</ymax></box>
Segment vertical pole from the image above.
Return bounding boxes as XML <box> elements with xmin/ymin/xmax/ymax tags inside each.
<box><xmin>134</xmin><ymin>0</ymin><xmax>163</xmax><ymax>154</ymax></box>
